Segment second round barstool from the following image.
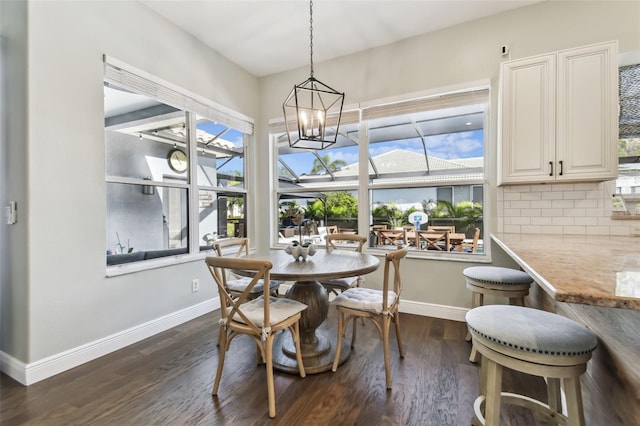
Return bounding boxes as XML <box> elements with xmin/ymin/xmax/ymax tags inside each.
<box><xmin>466</xmin><ymin>305</ymin><xmax>597</xmax><ymax>426</ymax></box>
<box><xmin>463</xmin><ymin>266</ymin><xmax>533</xmax><ymax>362</ymax></box>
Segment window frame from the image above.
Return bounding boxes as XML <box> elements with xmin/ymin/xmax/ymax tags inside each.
<box><xmin>615</xmin><ymin>59</ymin><xmax>640</xmax><ymax>215</ymax></box>
<box><xmin>271</xmin><ymin>81</ymin><xmax>491</xmax><ymax>261</ymax></box>
<box><xmin>104</xmin><ymin>57</ymin><xmax>253</xmax><ymax>276</ymax></box>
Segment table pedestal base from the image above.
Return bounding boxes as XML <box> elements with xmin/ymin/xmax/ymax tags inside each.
<box><xmin>272</xmin><ymin>330</ymin><xmax>351</xmax><ymax>374</ymax></box>
<box><xmin>271</xmin><ymin>279</ymin><xmax>350</xmax><ymax>374</ymax></box>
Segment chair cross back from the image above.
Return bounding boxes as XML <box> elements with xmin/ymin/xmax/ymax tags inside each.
<box><xmin>382</xmin><ymin>246</ymin><xmax>409</xmax><ymax>312</ymax></box>
<box><xmin>212</xmin><ymin>237</ymin><xmax>280</xmax><ymax>298</ymax></box>
<box><xmin>325</xmin><ymin>233</ymin><xmax>367</xmax><ymax>251</ymax></box>
<box><xmin>205</xmin><ymin>256</ymin><xmax>273</xmax><ymax>335</ymax></box>
<box><xmin>416</xmin><ymin>229</ymin><xmax>450</xmax><ymax>251</ymax></box>
<box><xmin>213</xmin><ymin>237</ymin><xmax>249</xmax><ymax>257</ymax></box>
<box><xmin>378</xmin><ymin>229</ymin><xmax>405</xmax><ymax>245</ymax></box>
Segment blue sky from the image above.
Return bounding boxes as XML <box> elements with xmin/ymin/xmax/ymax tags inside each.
<box><xmin>197</xmin><ymin>121</ymin><xmax>485</xmax><ymax>178</ymax></box>
<box><xmin>198</xmin><ymin>121</ymin><xmax>245</xmax><ymax>174</ymax></box>
<box><xmin>281</xmin><ymin>129</ymin><xmax>484</xmax><ymax>176</ymax></box>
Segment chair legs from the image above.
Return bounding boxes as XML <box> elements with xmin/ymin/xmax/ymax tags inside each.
<box><xmin>217</xmin><ymin>325</ymin><xmax>223</xmax><ymax>347</ymax></box>
<box><xmin>292</xmin><ymin>321</ymin><xmax>306</xmax><ymax>379</ymax></box>
<box><xmin>264</xmin><ymin>325</ymin><xmax>306</xmax><ymax>418</ymax></box>
<box><xmin>547</xmin><ymin>378</ymin><xmax>562</xmax><ymax>416</ymax></box>
<box><xmin>351</xmin><ymin>315</ymin><xmax>357</xmax><ymax>348</ymax></box>
<box><xmin>466</xmin><ymin>292</ymin><xmax>484</xmax><ymax>342</ymax></box>
<box><xmin>214</xmin><ymin>321</ymin><xmax>305</xmax><ymax>419</ymax></box>
<box><xmin>483</xmin><ymin>358</ymin><xmax>503</xmax><ymax>426</ymax></box>
<box><xmin>332</xmin><ymin>311</ymin><xmax>346</xmax><ymax>373</ymax></box>
<box><xmin>332</xmin><ymin>309</ymin><xmax>403</xmax><ymax>390</ymax></box>
<box><xmin>265</xmin><ymin>334</ymin><xmax>276</xmax><ymax>418</ymax></box>
<box><xmin>393</xmin><ymin>311</ymin><xmax>404</xmax><ymax>358</ymax></box>
<box><xmin>563</xmin><ymin>376</ymin><xmax>585</xmax><ymax>426</ymax></box>
<box><xmin>212</xmin><ymin>330</ymin><xmax>228</xmax><ymax>396</ymax></box>
<box><xmin>382</xmin><ymin>315</ymin><xmax>392</xmax><ymax>389</ymax></box>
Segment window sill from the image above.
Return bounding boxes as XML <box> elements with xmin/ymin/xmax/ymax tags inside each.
<box><xmin>272</xmin><ymin>243</ymin><xmax>491</xmax><ymax>263</ymax></box>
<box><xmin>106</xmin><ymin>250</ymin><xmax>212</xmax><ymax>277</ymax></box>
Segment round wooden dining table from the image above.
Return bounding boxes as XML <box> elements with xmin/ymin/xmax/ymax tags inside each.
<box><xmin>237</xmin><ymin>248</ymin><xmax>380</xmax><ymax>374</ymax></box>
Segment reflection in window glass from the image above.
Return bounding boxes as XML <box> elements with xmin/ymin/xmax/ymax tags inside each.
<box><xmin>105</xmin><ymin>84</ymin><xmax>187</xmax><ymax>181</ymax></box>
<box><xmin>199</xmin><ymin>190</ymin><xmax>246</xmax><ymax>250</ymax></box>
<box><xmin>105</xmin><ymin>82</ymin><xmax>192</xmax><ymax>265</ymax></box>
<box><xmin>106</xmin><ymin>183</ymin><xmax>188</xmax><ymax>264</ymax></box>
<box><xmin>195</xmin><ymin>118</ymin><xmax>245</xmax><ymax>189</ymax></box>
<box><xmin>104</xmin><ymin>78</ymin><xmax>246</xmax><ymax>265</ymax></box>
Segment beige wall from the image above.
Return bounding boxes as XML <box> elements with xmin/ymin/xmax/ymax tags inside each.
<box><xmin>1</xmin><ymin>0</ymin><xmax>258</xmax><ymax>366</ymax></box>
<box><xmin>255</xmin><ymin>0</ymin><xmax>640</xmax><ymax>308</ymax></box>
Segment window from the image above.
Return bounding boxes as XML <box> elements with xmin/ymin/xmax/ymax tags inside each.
<box><xmin>616</xmin><ymin>63</ymin><xmax>640</xmax><ymax>214</ymax></box>
<box><xmin>104</xmin><ymin>57</ymin><xmax>252</xmax><ymax>268</ymax></box>
<box><xmin>272</xmin><ymin>84</ymin><xmax>488</xmax><ymax>257</ymax></box>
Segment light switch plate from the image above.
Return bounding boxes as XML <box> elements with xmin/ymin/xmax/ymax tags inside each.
<box><xmin>5</xmin><ymin>202</ymin><xmax>16</xmax><ymax>225</ymax></box>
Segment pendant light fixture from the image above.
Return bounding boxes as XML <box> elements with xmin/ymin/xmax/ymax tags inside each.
<box><xmin>282</xmin><ymin>0</ymin><xmax>345</xmax><ymax>150</ymax></box>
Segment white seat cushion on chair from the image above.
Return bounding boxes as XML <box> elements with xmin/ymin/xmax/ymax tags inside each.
<box><xmin>320</xmin><ymin>276</ymin><xmax>360</xmax><ymax>289</ymax></box>
<box><xmin>226</xmin><ymin>277</ymin><xmax>282</xmax><ymax>294</ymax></box>
<box><xmin>228</xmin><ymin>296</ymin><xmax>307</xmax><ymax>327</ymax></box>
<box><xmin>332</xmin><ymin>287</ymin><xmax>397</xmax><ymax>314</ymax></box>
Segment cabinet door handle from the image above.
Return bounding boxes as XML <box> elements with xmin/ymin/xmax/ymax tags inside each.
<box><xmin>559</xmin><ymin>160</ymin><xmax>563</xmax><ymax>176</ymax></box>
<box><xmin>549</xmin><ymin>161</ymin><xmax>553</xmax><ymax>176</ymax></box>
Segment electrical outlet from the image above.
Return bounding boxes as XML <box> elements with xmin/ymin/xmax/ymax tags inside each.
<box><xmin>191</xmin><ymin>279</ymin><xmax>200</xmax><ymax>293</ymax></box>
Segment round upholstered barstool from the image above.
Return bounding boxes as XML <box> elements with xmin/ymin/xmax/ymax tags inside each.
<box><xmin>466</xmin><ymin>305</ymin><xmax>597</xmax><ymax>426</ymax></box>
<box><xmin>463</xmin><ymin>266</ymin><xmax>533</xmax><ymax>362</ymax></box>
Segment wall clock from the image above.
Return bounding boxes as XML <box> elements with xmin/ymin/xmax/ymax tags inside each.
<box><xmin>167</xmin><ymin>148</ymin><xmax>187</xmax><ymax>173</ymax></box>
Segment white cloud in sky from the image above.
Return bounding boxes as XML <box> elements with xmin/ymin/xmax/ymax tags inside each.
<box><xmin>426</xmin><ymin>131</ymin><xmax>483</xmax><ymax>159</ymax></box>
<box><xmin>331</xmin><ymin>150</ymin><xmax>359</xmax><ymax>166</ymax></box>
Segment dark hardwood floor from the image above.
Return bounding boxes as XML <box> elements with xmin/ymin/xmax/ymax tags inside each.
<box><xmin>0</xmin><ymin>307</ymin><xmax>552</xmax><ymax>425</ymax></box>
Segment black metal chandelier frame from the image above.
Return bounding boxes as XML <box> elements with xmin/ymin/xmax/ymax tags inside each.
<box><xmin>282</xmin><ymin>0</ymin><xmax>345</xmax><ymax>150</ymax></box>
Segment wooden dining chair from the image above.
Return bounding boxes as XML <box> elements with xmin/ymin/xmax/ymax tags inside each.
<box><xmin>370</xmin><ymin>224</ymin><xmax>387</xmax><ymax>246</ymax></box>
<box><xmin>427</xmin><ymin>225</ymin><xmax>456</xmax><ymax>233</ymax></box>
<box><xmin>212</xmin><ymin>238</ymin><xmax>281</xmax><ymax>299</ymax></box>
<box><xmin>377</xmin><ymin>229</ymin><xmax>406</xmax><ymax>246</ymax></box>
<box><xmin>320</xmin><ymin>233</ymin><xmax>368</xmax><ymax>296</ymax></box>
<box><xmin>205</xmin><ymin>256</ymin><xmax>307</xmax><ymax>418</ymax></box>
<box><xmin>331</xmin><ymin>246</ymin><xmax>409</xmax><ymax>389</ymax></box>
<box><xmin>326</xmin><ymin>225</ymin><xmax>339</xmax><ymax>235</ymax></box>
<box><xmin>459</xmin><ymin>227</ymin><xmax>481</xmax><ymax>253</ymax></box>
<box><xmin>416</xmin><ymin>230</ymin><xmax>450</xmax><ymax>251</ymax></box>
<box><xmin>212</xmin><ymin>238</ymin><xmax>282</xmax><ymax>347</ymax></box>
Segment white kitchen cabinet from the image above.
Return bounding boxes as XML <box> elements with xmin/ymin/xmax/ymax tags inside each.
<box><xmin>498</xmin><ymin>41</ymin><xmax>618</xmax><ymax>185</ymax></box>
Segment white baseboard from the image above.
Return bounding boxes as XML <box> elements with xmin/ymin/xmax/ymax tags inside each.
<box><xmin>400</xmin><ymin>300</ymin><xmax>468</xmax><ymax>322</ymax></box>
<box><xmin>1</xmin><ymin>298</ymin><xmax>219</xmax><ymax>386</ymax></box>
<box><xmin>1</xmin><ymin>297</ymin><xmax>465</xmax><ymax>386</ymax></box>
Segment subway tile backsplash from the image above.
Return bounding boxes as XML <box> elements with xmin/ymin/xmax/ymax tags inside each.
<box><xmin>496</xmin><ymin>181</ymin><xmax>639</xmax><ymax>236</ymax></box>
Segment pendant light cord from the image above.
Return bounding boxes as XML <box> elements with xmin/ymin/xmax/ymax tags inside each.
<box><xmin>309</xmin><ymin>0</ymin><xmax>314</xmax><ymax>78</ymax></box>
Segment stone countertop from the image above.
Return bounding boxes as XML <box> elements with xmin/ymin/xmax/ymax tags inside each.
<box><xmin>491</xmin><ymin>233</ymin><xmax>640</xmax><ymax>310</ymax></box>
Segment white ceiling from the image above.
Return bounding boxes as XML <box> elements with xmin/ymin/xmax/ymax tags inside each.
<box><xmin>140</xmin><ymin>0</ymin><xmax>543</xmax><ymax>77</ymax></box>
